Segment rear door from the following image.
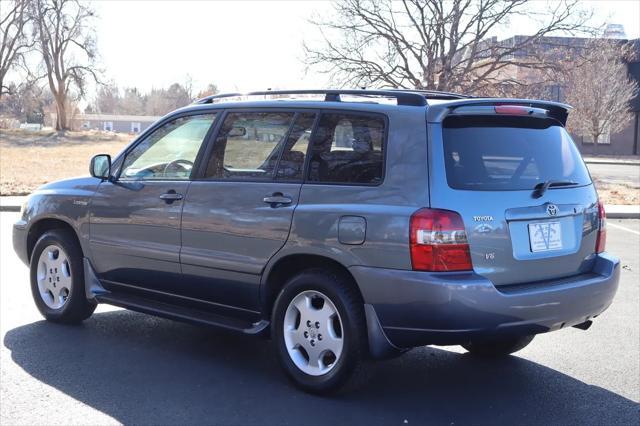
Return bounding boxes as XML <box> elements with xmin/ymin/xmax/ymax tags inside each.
<box><xmin>428</xmin><ymin>111</ymin><xmax>599</xmax><ymax>287</ymax></box>
<box><xmin>179</xmin><ymin>110</ymin><xmax>316</xmax><ymax>312</ymax></box>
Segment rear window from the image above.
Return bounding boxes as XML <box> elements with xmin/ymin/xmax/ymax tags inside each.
<box><xmin>442</xmin><ymin>116</ymin><xmax>591</xmax><ymax>191</ymax></box>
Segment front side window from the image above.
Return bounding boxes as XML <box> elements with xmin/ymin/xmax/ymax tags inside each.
<box><xmin>120</xmin><ymin>113</ymin><xmax>216</xmax><ymax>180</ymax></box>
<box><xmin>307</xmin><ymin>113</ymin><xmax>385</xmax><ymax>185</ymax></box>
<box><xmin>204</xmin><ymin>112</ymin><xmax>295</xmax><ymax>180</ymax></box>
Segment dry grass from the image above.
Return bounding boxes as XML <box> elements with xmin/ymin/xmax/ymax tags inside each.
<box><xmin>0</xmin><ymin>129</ymin><xmax>133</xmax><ymax>195</ymax></box>
<box><xmin>593</xmin><ymin>180</ymin><xmax>640</xmax><ymax>205</ymax></box>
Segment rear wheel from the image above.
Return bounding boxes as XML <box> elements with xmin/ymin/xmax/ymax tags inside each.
<box><xmin>462</xmin><ymin>334</ymin><xmax>534</xmax><ymax>357</ymax></box>
<box><xmin>272</xmin><ymin>269</ymin><xmax>367</xmax><ymax>394</ymax></box>
<box><xmin>30</xmin><ymin>229</ymin><xmax>96</xmax><ymax>324</ymax></box>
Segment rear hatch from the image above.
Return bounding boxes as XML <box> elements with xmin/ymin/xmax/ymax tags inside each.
<box><xmin>428</xmin><ymin>103</ymin><xmax>600</xmax><ymax>287</ymax></box>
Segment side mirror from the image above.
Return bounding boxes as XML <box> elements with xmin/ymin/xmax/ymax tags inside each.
<box><xmin>90</xmin><ymin>154</ymin><xmax>111</xmax><ymax>180</ymax></box>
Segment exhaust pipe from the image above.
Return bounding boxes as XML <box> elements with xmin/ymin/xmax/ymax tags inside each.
<box><xmin>572</xmin><ymin>320</ymin><xmax>593</xmax><ymax>331</ymax></box>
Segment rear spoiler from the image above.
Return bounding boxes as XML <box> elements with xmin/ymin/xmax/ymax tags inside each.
<box><xmin>426</xmin><ymin>98</ymin><xmax>572</xmax><ymax>126</ymax></box>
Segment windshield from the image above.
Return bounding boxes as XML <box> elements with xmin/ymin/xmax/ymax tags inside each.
<box><xmin>442</xmin><ymin>116</ymin><xmax>591</xmax><ymax>191</ymax></box>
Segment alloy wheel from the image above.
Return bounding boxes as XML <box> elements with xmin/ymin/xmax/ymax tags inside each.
<box><xmin>36</xmin><ymin>244</ymin><xmax>72</xmax><ymax>309</ymax></box>
<box><xmin>283</xmin><ymin>290</ymin><xmax>344</xmax><ymax>376</ymax></box>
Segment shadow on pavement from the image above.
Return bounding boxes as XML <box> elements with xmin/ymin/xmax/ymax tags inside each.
<box><xmin>4</xmin><ymin>310</ymin><xmax>639</xmax><ymax>425</ymax></box>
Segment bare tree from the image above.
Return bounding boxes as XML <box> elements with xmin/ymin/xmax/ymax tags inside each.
<box><xmin>0</xmin><ymin>80</ymin><xmax>53</xmax><ymax>122</ymax></box>
<box><xmin>305</xmin><ymin>0</ymin><xmax>594</xmax><ymax>94</ymax></box>
<box><xmin>120</xmin><ymin>87</ymin><xmax>145</xmax><ymax>115</ymax></box>
<box><xmin>29</xmin><ymin>0</ymin><xmax>99</xmax><ymax>130</ymax></box>
<box><xmin>196</xmin><ymin>83</ymin><xmax>219</xmax><ymax>99</ymax></box>
<box><xmin>95</xmin><ymin>83</ymin><xmax>120</xmax><ymax>114</ymax></box>
<box><xmin>145</xmin><ymin>83</ymin><xmax>191</xmax><ymax>115</ymax></box>
<box><xmin>564</xmin><ymin>39</ymin><xmax>638</xmax><ymax>151</ymax></box>
<box><xmin>0</xmin><ymin>0</ymin><xmax>32</xmax><ymax>99</ymax></box>
<box><xmin>166</xmin><ymin>82</ymin><xmax>191</xmax><ymax>107</ymax></box>
<box><xmin>183</xmin><ymin>74</ymin><xmax>194</xmax><ymax>101</ymax></box>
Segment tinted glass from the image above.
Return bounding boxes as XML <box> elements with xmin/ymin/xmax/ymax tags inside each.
<box><xmin>204</xmin><ymin>112</ymin><xmax>294</xmax><ymax>180</ymax></box>
<box><xmin>120</xmin><ymin>114</ymin><xmax>215</xmax><ymax>180</ymax></box>
<box><xmin>275</xmin><ymin>113</ymin><xmax>316</xmax><ymax>181</ymax></box>
<box><xmin>308</xmin><ymin>113</ymin><xmax>385</xmax><ymax>184</ymax></box>
<box><xmin>442</xmin><ymin>116</ymin><xmax>591</xmax><ymax>191</ymax></box>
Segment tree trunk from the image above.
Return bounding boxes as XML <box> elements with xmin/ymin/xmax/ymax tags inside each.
<box><xmin>592</xmin><ymin>134</ymin><xmax>598</xmax><ymax>154</ymax></box>
<box><xmin>54</xmin><ymin>94</ymin><xmax>68</xmax><ymax>131</ymax></box>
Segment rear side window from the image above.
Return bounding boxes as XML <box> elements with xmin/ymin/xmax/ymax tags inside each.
<box><xmin>276</xmin><ymin>113</ymin><xmax>316</xmax><ymax>181</ymax></box>
<box><xmin>442</xmin><ymin>116</ymin><xmax>591</xmax><ymax>191</ymax></box>
<box><xmin>204</xmin><ymin>112</ymin><xmax>295</xmax><ymax>180</ymax></box>
<box><xmin>308</xmin><ymin>113</ymin><xmax>385</xmax><ymax>185</ymax></box>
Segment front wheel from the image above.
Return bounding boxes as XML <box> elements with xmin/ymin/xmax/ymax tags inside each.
<box><xmin>30</xmin><ymin>229</ymin><xmax>96</xmax><ymax>324</ymax></box>
<box><xmin>462</xmin><ymin>334</ymin><xmax>534</xmax><ymax>357</ymax></box>
<box><xmin>272</xmin><ymin>269</ymin><xmax>367</xmax><ymax>394</ymax></box>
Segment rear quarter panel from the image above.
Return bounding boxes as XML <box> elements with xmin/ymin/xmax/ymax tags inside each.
<box><xmin>268</xmin><ymin>106</ymin><xmax>430</xmax><ymax>271</ymax></box>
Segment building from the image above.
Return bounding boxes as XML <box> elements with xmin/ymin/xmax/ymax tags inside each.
<box><xmin>71</xmin><ymin>114</ymin><xmax>161</xmax><ymax>134</ymax></box>
<box><xmin>603</xmin><ymin>23</ymin><xmax>627</xmax><ymax>39</ymax></box>
<box><xmin>471</xmin><ymin>34</ymin><xmax>640</xmax><ymax>155</ymax></box>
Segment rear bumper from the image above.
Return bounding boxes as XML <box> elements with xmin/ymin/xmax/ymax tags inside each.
<box><xmin>351</xmin><ymin>252</ymin><xmax>620</xmax><ymax>349</ymax></box>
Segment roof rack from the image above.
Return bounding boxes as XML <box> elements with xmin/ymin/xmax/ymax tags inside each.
<box><xmin>193</xmin><ymin>89</ymin><xmax>466</xmax><ymax>107</ymax></box>
<box><xmin>388</xmin><ymin>89</ymin><xmax>472</xmax><ymax>100</ymax></box>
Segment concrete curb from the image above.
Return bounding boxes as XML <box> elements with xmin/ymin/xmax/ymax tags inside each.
<box><xmin>605</xmin><ymin>205</ymin><xmax>640</xmax><ymax>219</ymax></box>
<box><xmin>584</xmin><ymin>160</ymin><xmax>640</xmax><ymax>166</ymax></box>
<box><xmin>0</xmin><ymin>196</ymin><xmax>26</xmax><ymax>212</ymax></box>
<box><xmin>583</xmin><ymin>156</ymin><xmax>640</xmax><ymax>166</ymax></box>
<box><xmin>608</xmin><ymin>212</ymin><xmax>639</xmax><ymax>219</ymax></box>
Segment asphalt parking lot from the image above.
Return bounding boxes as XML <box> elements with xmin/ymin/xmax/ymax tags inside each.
<box><xmin>587</xmin><ymin>162</ymin><xmax>640</xmax><ymax>187</ymax></box>
<box><xmin>1</xmin><ymin>212</ymin><xmax>638</xmax><ymax>425</ymax></box>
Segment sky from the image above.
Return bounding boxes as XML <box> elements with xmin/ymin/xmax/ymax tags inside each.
<box><xmin>84</xmin><ymin>0</ymin><xmax>640</xmax><ymax>96</ymax></box>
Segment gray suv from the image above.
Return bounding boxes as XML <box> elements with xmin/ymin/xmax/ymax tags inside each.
<box><xmin>13</xmin><ymin>89</ymin><xmax>619</xmax><ymax>393</ymax></box>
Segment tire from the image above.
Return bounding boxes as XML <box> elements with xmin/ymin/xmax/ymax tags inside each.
<box><xmin>462</xmin><ymin>334</ymin><xmax>534</xmax><ymax>357</ymax></box>
<box><xmin>30</xmin><ymin>229</ymin><xmax>96</xmax><ymax>324</ymax></box>
<box><xmin>272</xmin><ymin>268</ymin><xmax>367</xmax><ymax>394</ymax></box>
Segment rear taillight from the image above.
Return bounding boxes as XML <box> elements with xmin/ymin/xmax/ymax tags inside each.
<box><xmin>596</xmin><ymin>201</ymin><xmax>606</xmax><ymax>253</ymax></box>
<box><xmin>410</xmin><ymin>208</ymin><xmax>473</xmax><ymax>272</ymax></box>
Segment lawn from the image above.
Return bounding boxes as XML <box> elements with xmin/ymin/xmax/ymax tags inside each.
<box><xmin>592</xmin><ymin>180</ymin><xmax>639</xmax><ymax>205</ymax></box>
<box><xmin>0</xmin><ymin>129</ymin><xmax>133</xmax><ymax>195</ymax></box>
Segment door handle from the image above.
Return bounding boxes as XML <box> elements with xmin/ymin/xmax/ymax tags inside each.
<box><xmin>159</xmin><ymin>190</ymin><xmax>183</xmax><ymax>202</ymax></box>
<box><xmin>263</xmin><ymin>192</ymin><xmax>292</xmax><ymax>207</ymax></box>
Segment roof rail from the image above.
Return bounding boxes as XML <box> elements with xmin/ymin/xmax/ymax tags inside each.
<box><xmin>386</xmin><ymin>88</ymin><xmax>472</xmax><ymax>100</ymax></box>
<box><xmin>193</xmin><ymin>89</ymin><xmax>429</xmax><ymax>107</ymax></box>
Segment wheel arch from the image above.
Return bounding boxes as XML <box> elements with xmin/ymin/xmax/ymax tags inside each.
<box><xmin>261</xmin><ymin>253</ymin><xmax>364</xmax><ymax>317</ymax></box>
<box><xmin>27</xmin><ymin>218</ymin><xmax>82</xmax><ymax>263</ymax></box>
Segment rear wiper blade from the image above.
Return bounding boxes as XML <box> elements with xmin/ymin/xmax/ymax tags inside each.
<box><xmin>532</xmin><ymin>180</ymin><xmax>578</xmax><ymax>198</ymax></box>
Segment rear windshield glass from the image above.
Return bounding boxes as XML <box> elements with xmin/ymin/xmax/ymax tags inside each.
<box><xmin>442</xmin><ymin>116</ymin><xmax>591</xmax><ymax>191</ymax></box>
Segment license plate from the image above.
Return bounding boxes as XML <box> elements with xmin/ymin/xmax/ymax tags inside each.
<box><xmin>528</xmin><ymin>222</ymin><xmax>562</xmax><ymax>252</ymax></box>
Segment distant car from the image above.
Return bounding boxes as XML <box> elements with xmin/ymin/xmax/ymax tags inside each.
<box><xmin>13</xmin><ymin>89</ymin><xmax>619</xmax><ymax>393</ymax></box>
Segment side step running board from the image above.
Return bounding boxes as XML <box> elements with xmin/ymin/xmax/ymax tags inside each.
<box><xmin>95</xmin><ymin>292</ymin><xmax>270</xmax><ymax>336</ymax></box>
